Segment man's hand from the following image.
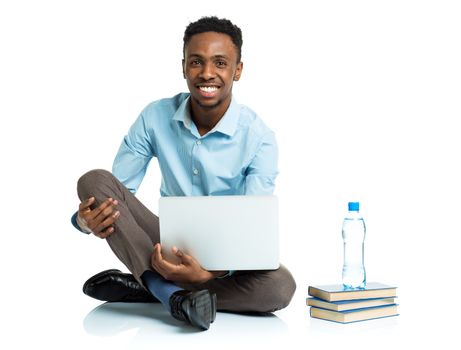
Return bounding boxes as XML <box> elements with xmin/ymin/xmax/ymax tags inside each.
<box><xmin>78</xmin><ymin>197</ymin><xmax>120</xmax><ymax>239</ymax></box>
<box><xmin>151</xmin><ymin>243</ymin><xmax>224</xmax><ymax>284</ymax></box>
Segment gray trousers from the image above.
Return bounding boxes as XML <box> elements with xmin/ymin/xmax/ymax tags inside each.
<box><xmin>77</xmin><ymin>169</ymin><xmax>296</xmax><ymax>312</ymax></box>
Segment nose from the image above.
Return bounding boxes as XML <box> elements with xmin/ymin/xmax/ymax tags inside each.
<box><xmin>199</xmin><ymin>62</ymin><xmax>216</xmax><ymax>80</ymax></box>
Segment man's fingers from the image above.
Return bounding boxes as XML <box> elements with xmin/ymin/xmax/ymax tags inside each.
<box><xmin>172</xmin><ymin>246</ymin><xmax>183</xmax><ymax>257</ymax></box>
<box><xmin>153</xmin><ymin>244</ymin><xmax>163</xmax><ymax>263</ymax></box>
<box><xmin>94</xmin><ymin>210</ymin><xmax>120</xmax><ymax>233</ymax></box>
<box><xmin>152</xmin><ymin>244</ymin><xmax>177</xmax><ymax>274</ymax></box>
<box><xmin>79</xmin><ymin>197</ymin><xmax>119</xmax><ymax>239</ymax></box>
<box><xmin>79</xmin><ymin>197</ymin><xmax>95</xmax><ymax>211</ymax></box>
<box><xmin>94</xmin><ymin>202</ymin><xmax>119</xmax><ymax>222</ymax></box>
<box><xmin>173</xmin><ymin>246</ymin><xmax>194</xmax><ymax>265</ymax></box>
<box><xmin>88</xmin><ymin>198</ymin><xmax>117</xmax><ymax>221</ymax></box>
<box><xmin>90</xmin><ymin>198</ymin><xmax>113</xmax><ymax>219</ymax></box>
<box><xmin>95</xmin><ymin>226</ymin><xmax>114</xmax><ymax>239</ymax></box>
<box><xmin>152</xmin><ymin>244</ymin><xmax>164</xmax><ymax>272</ymax></box>
<box><xmin>156</xmin><ymin>260</ymin><xmax>177</xmax><ymax>279</ymax></box>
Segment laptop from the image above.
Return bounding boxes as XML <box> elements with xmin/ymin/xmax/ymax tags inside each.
<box><xmin>159</xmin><ymin>195</ymin><xmax>279</xmax><ymax>271</ymax></box>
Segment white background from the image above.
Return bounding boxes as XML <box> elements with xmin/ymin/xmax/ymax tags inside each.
<box><xmin>1</xmin><ymin>0</ymin><xmax>460</xmax><ymax>348</ymax></box>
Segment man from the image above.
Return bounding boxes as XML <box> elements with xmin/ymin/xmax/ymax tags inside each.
<box><xmin>72</xmin><ymin>16</ymin><xmax>296</xmax><ymax>331</ymax></box>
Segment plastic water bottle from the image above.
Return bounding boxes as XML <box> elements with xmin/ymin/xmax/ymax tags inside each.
<box><xmin>342</xmin><ymin>202</ymin><xmax>366</xmax><ymax>289</ymax></box>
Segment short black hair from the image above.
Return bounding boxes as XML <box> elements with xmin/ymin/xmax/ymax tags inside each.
<box><xmin>183</xmin><ymin>16</ymin><xmax>243</xmax><ymax>62</ymax></box>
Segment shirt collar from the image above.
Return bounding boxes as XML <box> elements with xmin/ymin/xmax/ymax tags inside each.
<box><xmin>173</xmin><ymin>94</ymin><xmax>240</xmax><ymax>137</ymax></box>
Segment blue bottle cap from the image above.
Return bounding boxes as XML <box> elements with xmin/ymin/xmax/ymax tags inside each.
<box><xmin>348</xmin><ymin>202</ymin><xmax>360</xmax><ymax>211</ymax></box>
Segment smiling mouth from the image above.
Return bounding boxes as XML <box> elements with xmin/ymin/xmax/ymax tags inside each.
<box><xmin>198</xmin><ymin>86</ymin><xmax>219</xmax><ymax>93</ymax></box>
<box><xmin>197</xmin><ymin>85</ymin><xmax>220</xmax><ymax>97</ymax></box>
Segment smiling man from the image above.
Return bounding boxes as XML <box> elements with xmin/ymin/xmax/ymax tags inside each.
<box><xmin>72</xmin><ymin>17</ymin><xmax>296</xmax><ymax>331</ymax></box>
<box><xmin>184</xmin><ymin>30</ymin><xmax>242</xmax><ymax>135</ymax></box>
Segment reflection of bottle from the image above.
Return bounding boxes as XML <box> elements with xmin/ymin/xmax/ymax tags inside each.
<box><xmin>342</xmin><ymin>202</ymin><xmax>366</xmax><ymax>289</ymax></box>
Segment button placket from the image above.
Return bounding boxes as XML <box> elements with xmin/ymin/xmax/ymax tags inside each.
<box><xmin>191</xmin><ymin>138</ymin><xmax>202</xmax><ymax>194</ymax></box>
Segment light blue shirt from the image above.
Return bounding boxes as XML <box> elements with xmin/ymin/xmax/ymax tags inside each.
<box><xmin>112</xmin><ymin>93</ymin><xmax>278</xmax><ymax>196</ymax></box>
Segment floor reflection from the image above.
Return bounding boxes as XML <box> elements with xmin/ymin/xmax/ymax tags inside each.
<box><xmin>83</xmin><ymin>302</ymin><xmax>289</xmax><ymax>347</ymax></box>
<box><xmin>309</xmin><ymin>313</ymin><xmax>400</xmax><ymax>335</ymax></box>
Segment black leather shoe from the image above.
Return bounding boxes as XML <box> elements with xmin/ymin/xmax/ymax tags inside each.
<box><xmin>83</xmin><ymin>269</ymin><xmax>158</xmax><ymax>303</ymax></box>
<box><xmin>169</xmin><ymin>289</ymin><xmax>217</xmax><ymax>330</ymax></box>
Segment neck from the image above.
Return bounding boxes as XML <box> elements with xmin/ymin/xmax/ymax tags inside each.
<box><xmin>189</xmin><ymin>96</ymin><xmax>232</xmax><ymax>136</ymax></box>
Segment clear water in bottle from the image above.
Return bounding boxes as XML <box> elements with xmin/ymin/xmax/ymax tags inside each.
<box><xmin>342</xmin><ymin>202</ymin><xmax>366</xmax><ymax>289</ymax></box>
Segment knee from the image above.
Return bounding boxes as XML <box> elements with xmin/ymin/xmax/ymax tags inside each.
<box><xmin>77</xmin><ymin>169</ymin><xmax>113</xmax><ymax>199</ymax></box>
<box><xmin>256</xmin><ymin>265</ymin><xmax>297</xmax><ymax>312</ymax></box>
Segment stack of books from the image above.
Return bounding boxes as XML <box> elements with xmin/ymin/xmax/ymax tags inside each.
<box><xmin>307</xmin><ymin>282</ymin><xmax>399</xmax><ymax>323</ymax></box>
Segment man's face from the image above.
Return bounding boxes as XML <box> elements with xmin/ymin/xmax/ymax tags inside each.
<box><xmin>183</xmin><ymin>32</ymin><xmax>243</xmax><ymax>112</ymax></box>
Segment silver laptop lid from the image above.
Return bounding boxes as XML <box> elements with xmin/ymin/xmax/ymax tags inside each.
<box><xmin>159</xmin><ymin>195</ymin><xmax>279</xmax><ymax>271</ymax></box>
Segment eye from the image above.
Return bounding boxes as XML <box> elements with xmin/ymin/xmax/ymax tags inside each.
<box><xmin>190</xmin><ymin>59</ymin><xmax>202</xmax><ymax>66</ymax></box>
<box><xmin>216</xmin><ymin>60</ymin><xmax>227</xmax><ymax>68</ymax></box>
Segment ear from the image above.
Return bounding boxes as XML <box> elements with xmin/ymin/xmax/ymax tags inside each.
<box><xmin>233</xmin><ymin>61</ymin><xmax>243</xmax><ymax>81</ymax></box>
<box><xmin>182</xmin><ymin>59</ymin><xmax>186</xmax><ymax>79</ymax></box>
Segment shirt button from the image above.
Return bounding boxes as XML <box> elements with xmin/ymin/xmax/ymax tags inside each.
<box><xmin>196</xmin><ymin>140</ymin><xmax>201</xmax><ymax>145</ymax></box>
<box><xmin>193</xmin><ymin>168</ymin><xmax>199</xmax><ymax>175</ymax></box>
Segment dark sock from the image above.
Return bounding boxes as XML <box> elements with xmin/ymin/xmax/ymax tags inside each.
<box><xmin>141</xmin><ymin>270</ymin><xmax>183</xmax><ymax>311</ymax></box>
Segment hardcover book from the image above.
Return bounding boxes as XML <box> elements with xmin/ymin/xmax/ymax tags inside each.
<box><xmin>308</xmin><ymin>282</ymin><xmax>397</xmax><ymax>302</ymax></box>
<box><xmin>310</xmin><ymin>304</ymin><xmax>399</xmax><ymax>323</ymax></box>
<box><xmin>306</xmin><ymin>297</ymin><xmax>396</xmax><ymax>312</ymax></box>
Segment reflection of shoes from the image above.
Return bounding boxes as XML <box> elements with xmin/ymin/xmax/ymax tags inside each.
<box><xmin>83</xmin><ymin>269</ymin><xmax>158</xmax><ymax>303</ymax></box>
<box><xmin>169</xmin><ymin>290</ymin><xmax>217</xmax><ymax>330</ymax></box>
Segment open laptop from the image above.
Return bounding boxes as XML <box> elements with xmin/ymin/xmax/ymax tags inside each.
<box><xmin>159</xmin><ymin>195</ymin><xmax>279</xmax><ymax>271</ymax></box>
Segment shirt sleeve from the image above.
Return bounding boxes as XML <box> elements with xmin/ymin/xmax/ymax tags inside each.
<box><xmin>244</xmin><ymin>131</ymin><xmax>279</xmax><ymax>195</ymax></box>
<box><xmin>70</xmin><ymin>211</ymin><xmax>91</xmax><ymax>234</ymax></box>
<box><xmin>112</xmin><ymin>112</ymin><xmax>156</xmax><ymax>193</ymax></box>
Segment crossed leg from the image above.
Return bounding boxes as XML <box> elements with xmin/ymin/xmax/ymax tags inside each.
<box><xmin>77</xmin><ymin>169</ymin><xmax>296</xmax><ymax>313</ymax></box>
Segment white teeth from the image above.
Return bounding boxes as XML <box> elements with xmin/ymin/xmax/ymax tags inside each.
<box><xmin>199</xmin><ymin>86</ymin><xmax>218</xmax><ymax>92</ymax></box>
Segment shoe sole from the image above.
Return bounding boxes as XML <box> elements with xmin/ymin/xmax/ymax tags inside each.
<box><xmin>211</xmin><ymin>293</ymin><xmax>217</xmax><ymax>323</ymax></box>
<box><xmin>189</xmin><ymin>290</ymin><xmax>217</xmax><ymax>330</ymax></box>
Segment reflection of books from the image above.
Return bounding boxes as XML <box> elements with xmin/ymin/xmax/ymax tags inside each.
<box><xmin>307</xmin><ymin>297</ymin><xmax>396</xmax><ymax>312</ymax></box>
<box><xmin>308</xmin><ymin>282</ymin><xmax>397</xmax><ymax>302</ymax></box>
<box><xmin>310</xmin><ymin>304</ymin><xmax>398</xmax><ymax>323</ymax></box>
